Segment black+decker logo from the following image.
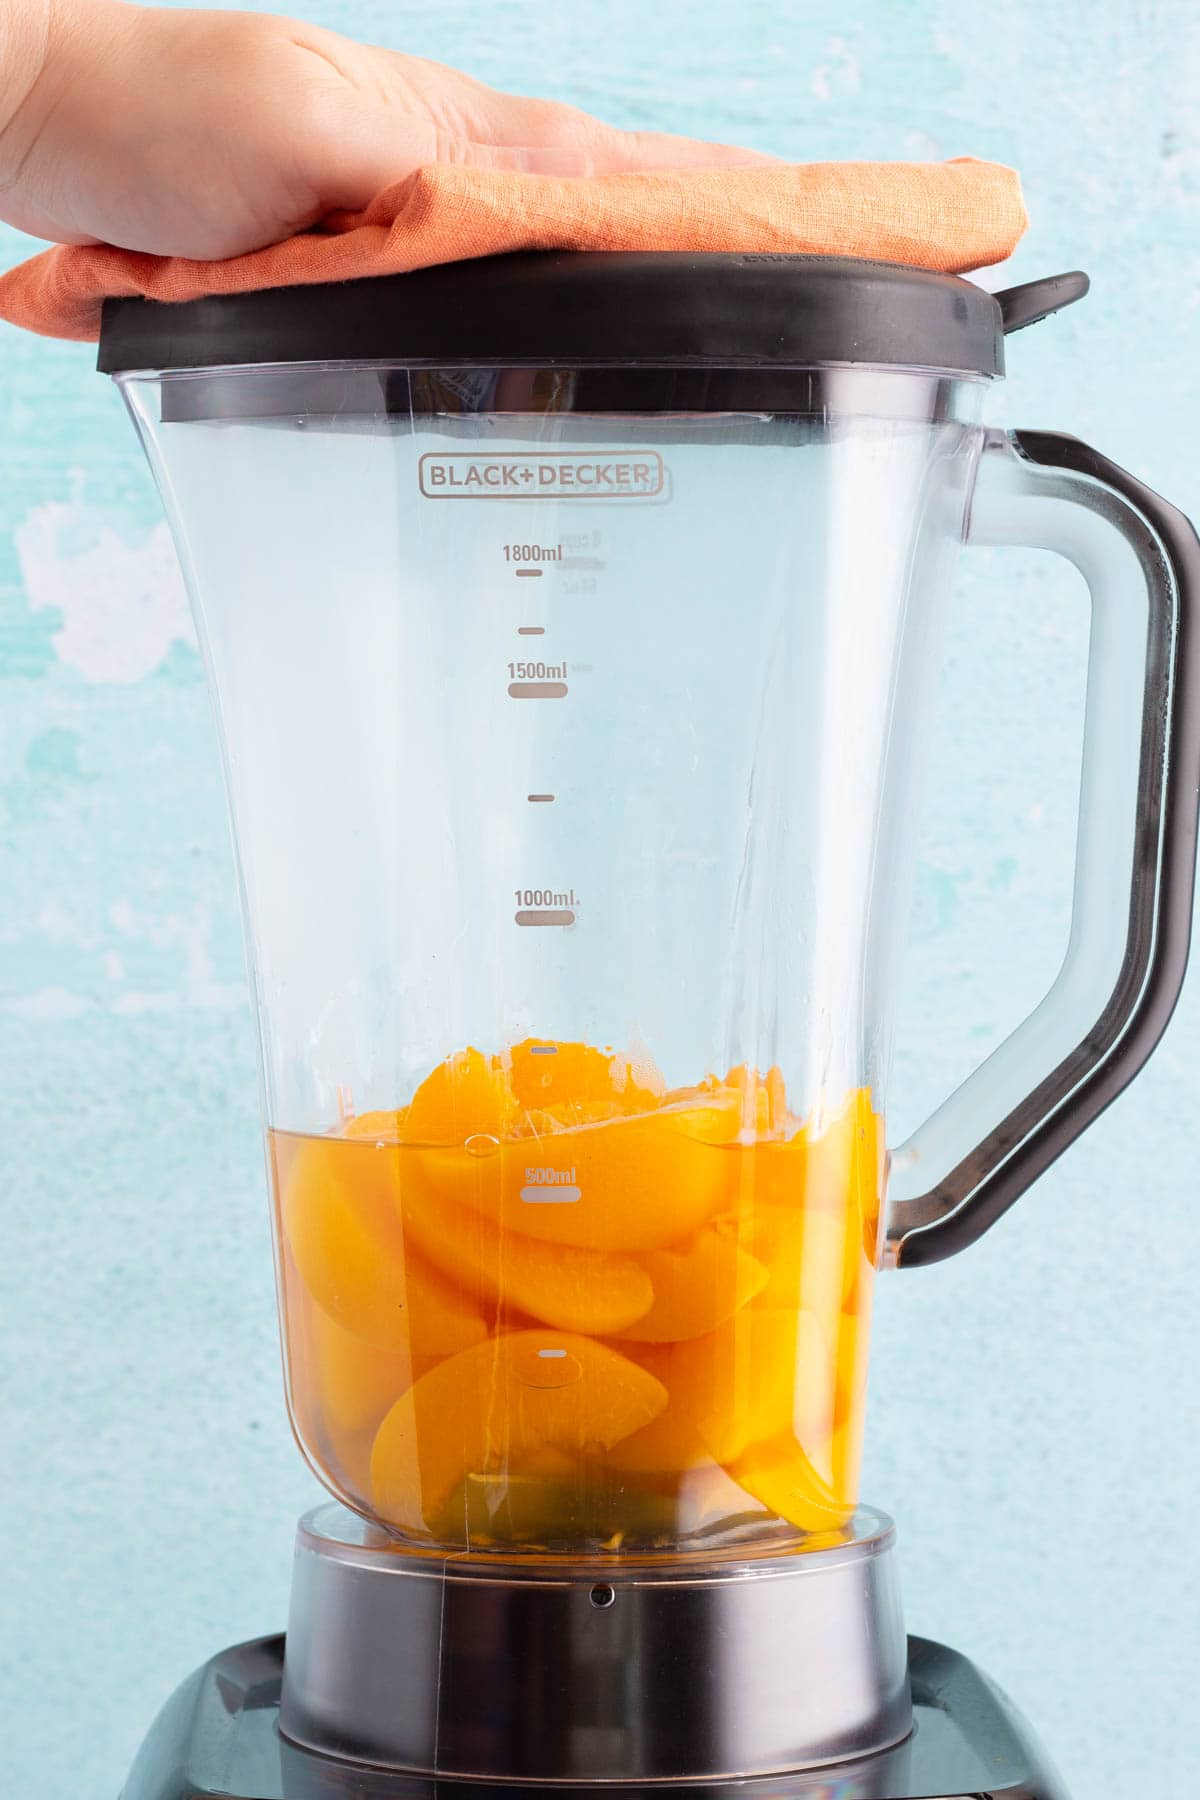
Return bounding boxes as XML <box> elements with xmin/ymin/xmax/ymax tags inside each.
<box><xmin>419</xmin><ymin>451</ymin><xmax>665</xmax><ymax>499</ymax></box>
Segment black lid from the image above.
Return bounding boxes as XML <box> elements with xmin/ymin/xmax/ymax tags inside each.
<box><xmin>97</xmin><ymin>253</ymin><xmax>1089</xmax><ymax>381</ymax></box>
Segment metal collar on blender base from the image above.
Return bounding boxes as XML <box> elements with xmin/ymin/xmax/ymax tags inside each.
<box><xmin>278</xmin><ymin>1502</ymin><xmax>911</xmax><ymax>1783</ymax></box>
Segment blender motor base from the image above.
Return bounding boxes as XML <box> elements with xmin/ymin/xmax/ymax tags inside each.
<box><xmin>121</xmin><ymin>1630</ymin><xmax>1070</xmax><ymax>1800</ymax></box>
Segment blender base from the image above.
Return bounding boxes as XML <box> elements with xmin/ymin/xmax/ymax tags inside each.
<box><xmin>119</xmin><ymin>1503</ymin><xmax>1070</xmax><ymax>1798</ymax></box>
<box><xmin>121</xmin><ymin>1629</ymin><xmax>1070</xmax><ymax>1800</ymax></box>
<box><xmin>280</xmin><ymin>1503</ymin><xmax>910</xmax><ymax>1781</ymax></box>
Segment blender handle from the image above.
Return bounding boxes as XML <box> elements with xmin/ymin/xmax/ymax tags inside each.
<box><xmin>885</xmin><ymin>427</ymin><xmax>1200</xmax><ymax>1269</ymax></box>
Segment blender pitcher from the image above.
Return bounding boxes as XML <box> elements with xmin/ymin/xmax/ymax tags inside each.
<box><xmin>104</xmin><ymin>250</ymin><xmax>1198</xmax><ymax>1569</ymax></box>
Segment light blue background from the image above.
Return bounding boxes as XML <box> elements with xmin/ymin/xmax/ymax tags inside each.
<box><xmin>2</xmin><ymin>4</ymin><xmax>1198</xmax><ymax>1797</ymax></box>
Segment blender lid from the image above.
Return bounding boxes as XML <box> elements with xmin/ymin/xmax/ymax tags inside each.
<box><xmin>96</xmin><ymin>252</ymin><xmax>1088</xmax><ymax>379</ymax></box>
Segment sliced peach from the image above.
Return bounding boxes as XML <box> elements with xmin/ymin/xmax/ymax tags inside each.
<box><xmin>277</xmin><ymin>1133</ymin><xmax>486</xmax><ymax>1356</ymax></box>
<box><xmin>402</xmin><ymin>1046</ymin><xmax>519</xmax><ymax>1146</ymax></box>
<box><xmin>729</xmin><ymin>1434</ymin><xmax>853</xmax><ymax>1534</ymax></box>
<box><xmin>278</xmin><ymin>1268</ymin><xmax>382</xmax><ymax>1504</ymax></box>
<box><xmin>807</xmin><ymin>1092</ymin><xmax>886</xmax><ymax>1239</ymax></box>
<box><xmin>604</xmin><ymin>1404</ymin><xmax>710</xmax><ymax>1474</ymax></box>
<box><xmin>832</xmin><ymin>1302</ymin><xmax>873</xmax><ymax>1422</ymax></box>
<box><xmin>405</xmin><ymin>1098</ymin><xmax>745</xmax><ymax>1254</ymax></box>
<box><xmin>512</xmin><ymin>1102</ymin><xmax>745</xmax><ymax>1251</ymax></box>
<box><xmin>343</xmin><ymin>1108</ymin><xmax>409</xmax><ymax>1142</ymax></box>
<box><xmin>719</xmin><ymin>1063</ymin><xmax>801</xmax><ymax>1140</ymax></box>
<box><xmin>399</xmin><ymin>1189</ymin><xmax>653</xmax><ymax>1336</ymax></box>
<box><xmin>370</xmin><ymin>1331</ymin><xmax>667</xmax><ymax>1535</ymax></box>
<box><xmin>667</xmin><ymin>1307</ymin><xmax>835</xmax><ymax>1465</ymax></box>
<box><xmin>503</xmin><ymin>1039</ymin><xmax>664</xmax><ymax>1118</ymax></box>
<box><xmin>747</xmin><ymin>1092</ymin><xmax>883</xmax><ymax>1215</ymax></box>
<box><xmin>674</xmin><ymin>1459</ymin><xmax>777</xmax><ymax>1535</ymax></box>
<box><xmin>604</xmin><ymin>1343</ymin><xmax>711</xmax><ymax>1476</ymax></box>
<box><xmin>829</xmin><ymin>1416</ymin><xmax>864</xmax><ymax>1504</ymax></box>
<box><xmin>402</xmin><ymin>1259</ymin><xmax>492</xmax><ymax>1360</ymax></box>
<box><xmin>614</xmin><ymin>1219</ymin><xmax>767</xmax><ymax>1343</ymax></box>
<box><xmin>751</xmin><ymin>1199</ymin><xmax>858</xmax><ymax>1314</ymax></box>
<box><xmin>308</xmin><ymin>1302</ymin><xmax>415</xmax><ymax>1437</ymax></box>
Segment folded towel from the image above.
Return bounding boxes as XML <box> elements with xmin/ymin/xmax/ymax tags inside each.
<box><xmin>0</xmin><ymin>155</ymin><xmax>1025</xmax><ymax>345</ymax></box>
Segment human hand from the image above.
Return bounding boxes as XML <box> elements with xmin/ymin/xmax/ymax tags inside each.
<box><xmin>0</xmin><ymin>0</ymin><xmax>766</xmax><ymax>258</ymax></box>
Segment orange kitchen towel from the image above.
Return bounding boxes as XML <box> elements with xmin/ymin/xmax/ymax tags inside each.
<box><xmin>0</xmin><ymin>156</ymin><xmax>1025</xmax><ymax>345</ymax></box>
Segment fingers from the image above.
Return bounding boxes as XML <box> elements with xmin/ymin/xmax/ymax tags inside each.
<box><xmin>306</xmin><ymin>115</ymin><xmax>770</xmax><ymax>217</ymax></box>
<box><xmin>359</xmin><ymin>51</ymin><xmax>772</xmax><ymax>176</ymax></box>
<box><xmin>451</xmin><ymin>134</ymin><xmax>775</xmax><ymax>178</ymax></box>
<box><xmin>284</xmin><ymin>35</ymin><xmax>778</xmax><ymax>228</ymax></box>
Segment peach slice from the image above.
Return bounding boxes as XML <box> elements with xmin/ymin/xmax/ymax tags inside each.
<box><xmin>370</xmin><ymin>1331</ymin><xmax>667</xmax><ymax>1535</ymax></box>
<box><xmin>832</xmin><ymin>1302</ymin><xmax>873</xmax><ymax>1422</ymax></box>
<box><xmin>513</xmin><ymin>1101</ymin><xmax>746</xmax><ymax>1251</ymax></box>
<box><xmin>503</xmin><ymin>1039</ymin><xmax>664</xmax><ymax>1118</ymax></box>
<box><xmin>404</xmin><ymin>1098</ymin><xmax>746</xmax><ymax>1254</ymax></box>
<box><xmin>745</xmin><ymin>1090</ymin><xmax>883</xmax><ymax>1210</ymax></box>
<box><xmin>278</xmin><ymin>1271</ymin><xmax>393</xmax><ymax>1504</ymax></box>
<box><xmin>343</xmin><ymin>1108</ymin><xmax>409</xmax><ymax>1142</ymax></box>
<box><xmin>614</xmin><ymin>1220</ymin><xmax>767</xmax><ymax>1343</ymax></box>
<box><xmin>603</xmin><ymin>1408</ymin><xmax>711</xmax><ymax>1475</ymax></box>
<box><xmin>729</xmin><ymin>1434</ymin><xmax>853</xmax><ymax>1534</ymax></box>
<box><xmin>717</xmin><ymin>1064</ymin><xmax>801</xmax><ymax>1140</ymax></box>
<box><xmin>402</xmin><ymin>1046</ymin><xmax>520</xmax><ymax>1146</ymax></box>
<box><xmin>399</xmin><ymin>1189</ymin><xmax>654</xmax><ymax>1336</ymax></box>
<box><xmin>400</xmin><ymin>1041</ymin><xmax>665</xmax><ymax>1147</ymax></box>
<box><xmin>750</xmin><ymin>1200</ymin><xmax>859</xmax><ymax>1313</ymax></box>
<box><xmin>829</xmin><ymin>1416</ymin><xmax>864</xmax><ymax>1504</ymax></box>
<box><xmin>601</xmin><ymin>1343</ymin><xmax>708</xmax><ymax>1473</ymax></box>
<box><xmin>667</xmin><ymin>1307</ymin><xmax>835</xmax><ymax>1465</ymax></box>
<box><xmin>278</xmin><ymin>1133</ymin><xmax>486</xmax><ymax>1356</ymax></box>
<box><xmin>307</xmin><ymin>1304</ymin><xmax>416</xmax><ymax>1438</ymax></box>
<box><xmin>806</xmin><ymin>1093</ymin><xmax>887</xmax><ymax>1275</ymax></box>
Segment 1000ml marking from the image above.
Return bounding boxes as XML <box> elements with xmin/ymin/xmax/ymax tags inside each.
<box><xmin>515</xmin><ymin>888</ymin><xmax>577</xmax><ymax>908</ymax></box>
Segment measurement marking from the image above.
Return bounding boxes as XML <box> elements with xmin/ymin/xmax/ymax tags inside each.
<box><xmin>509</xmin><ymin>681</ymin><xmax>568</xmax><ymax>699</ymax></box>
<box><xmin>560</xmin><ymin>556</ymin><xmax>607</xmax><ymax>571</ymax></box>
<box><xmin>537</xmin><ymin>1348</ymin><xmax>568</xmax><ymax>1359</ymax></box>
<box><xmin>515</xmin><ymin>908</ymin><xmax>575</xmax><ymax>927</ymax></box>
<box><xmin>527</xmin><ymin>793</ymin><xmax>555</xmax><ymax>804</ymax></box>
<box><xmin>515</xmin><ymin>568</ymin><xmax>544</xmax><ymax>579</ymax></box>
<box><xmin>505</xmin><ymin>543</ymin><xmax>563</xmax><ymax>564</ymax></box>
<box><xmin>517</xmin><ymin>626</ymin><xmax>545</xmax><ymax>635</ymax></box>
<box><xmin>529</xmin><ymin>1044</ymin><xmax>558</xmax><ymax>1055</ymax></box>
<box><xmin>520</xmin><ymin>1185</ymin><xmax>582</xmax><ymax>1204</ymax></box>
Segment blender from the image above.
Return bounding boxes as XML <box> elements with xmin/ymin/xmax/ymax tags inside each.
<box><xmin>98</xmin><ymin>252</ymin><xmax>1200</xmax><ymax>1800</ymax></box>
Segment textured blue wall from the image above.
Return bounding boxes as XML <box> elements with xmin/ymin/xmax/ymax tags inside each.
<box><xmin>2</xmin><ymin>4</ymin><xmax>1198</xmax><ymax>1797</ymax></box>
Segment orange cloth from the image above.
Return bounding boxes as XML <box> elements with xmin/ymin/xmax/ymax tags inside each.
<box><xmin>0</xmin><ymin>156</ymin><xmax>1025</xmax><ymax>345</ymax></box>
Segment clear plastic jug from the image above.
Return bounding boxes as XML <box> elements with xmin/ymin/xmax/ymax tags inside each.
<box><xmin>109</xmin><ymin>253</ymin><xmax>1200</xmax><ymax>1557</ymax></box>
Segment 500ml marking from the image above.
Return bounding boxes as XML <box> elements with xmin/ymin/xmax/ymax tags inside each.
<box><xmin>505</xmin><ymin>543</ymin><xmax>563</xmax><ymax>563</ymax></box>
<box><xmin>520</xmin><ymin>1166</ymin><xmax>582</xmax><ymax>1205</ymax></box>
